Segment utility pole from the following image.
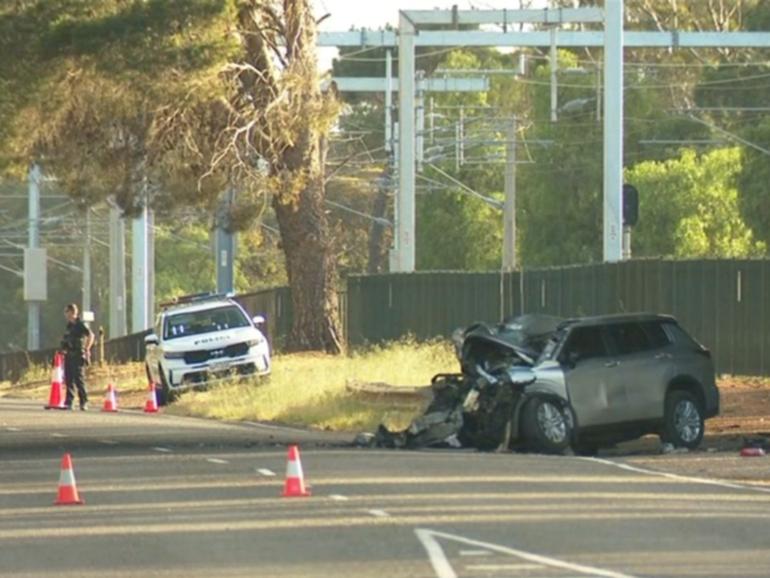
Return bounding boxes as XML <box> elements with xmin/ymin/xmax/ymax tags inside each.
<box><xmin>416</xmin><ymin>72</ymin><xmax>425</xmax><ymax>173</ymax></box>
<box><xmin>385</xmin><ymin>49</ymin><xmax>393</xmax><ymax>153</ymax></box>
<box><xmin>550</xmin><ymin>28</ymin><xmax>558</xmax><ymax>122</ymax></box>
<box><xmin>82</xmin><ymin>207</ymin><xmax>91</xmax><ymax>314</ymax></box>
<box><xmin>215</xmin><ymin>189</ymin><xmax>236</xmax><ymax>294</ymax></box>
<box><xmin>131</xmin><ymin>203</ymin><xmax>149</xmax><ymax>333</ymax></box>
<box><xmin>396</xmin><ymin>10</ymin><xmax>416</xmax><ymax>273</ymax></box>
<box><xmin>147</xmin><ymin>208</ymin><xmax>155</xmax><ymax>321</ymax></box>
<box><xmin>108</xmin><ymin>203</ymin><xmax>127</xmax><ymax>338</ymax></box>
<box><xmin>26</xmin><ymin>165</ymin><xmax>42</xmax><ymax>350</ymax></box>
<box><xmin>503</xmin><ymin>118</ymin><xmax>517</xmax><ymax>271</ymax></box>
<box><xmin>603</xmin><ymin>0</ymin><xmax>624</xmax><ymax>262</ymax></box>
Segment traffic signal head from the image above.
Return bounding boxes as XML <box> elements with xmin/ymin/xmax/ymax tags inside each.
<box><xmin>623</xmin><ymin>184</ymin><xmax>639</xmax><ymax>227</ymax></box>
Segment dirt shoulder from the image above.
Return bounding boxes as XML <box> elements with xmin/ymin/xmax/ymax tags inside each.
<box><xmin>614</xmin><ymin>376</ymin><xmax>770</xmax><ymax>486</ymax></box>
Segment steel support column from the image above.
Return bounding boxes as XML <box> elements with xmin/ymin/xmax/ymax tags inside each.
<box><xmin>26</xmin><ymin>165</ymin><xmax>40</xmax><ymax>351</ymax></box>
<box><xmin>108</xmin><ymin>203</ymin><xmax>127</xmax><ymax>338</ymax></box>
<box><xmin>603</xmin><ymin>0</ymin><xmax>624</xmax><ymax>262</ymax></box>
<box><xmin>503</xmin><ymin>118</ymin><xmax>517</xmax><ymax>271</ymax></box>
<box><xmin>82</xmin><ymin>208</ymin><xmax>91</xmax><ymax>314</ymax></box>
<box><xmin>396</xmin><ymin>11</ymin><xmax>416</xmax><ymax>272</ymax></box>
<box><xmin>131</xmin><ymin>205</ymin><xmax>149</xmax><ymax>332</ymax></box>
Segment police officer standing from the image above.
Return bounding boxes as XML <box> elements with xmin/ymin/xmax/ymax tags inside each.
<box><xmin>60</xmin><ymin>303</ymin><xmax>95</xmax><ymax>411</ymax></box>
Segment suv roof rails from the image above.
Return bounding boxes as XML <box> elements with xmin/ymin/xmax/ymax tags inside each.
<box><xmin>159</xmin><ymin>292</ymin><xmax>235</xmax><ymax>310</ymax></box>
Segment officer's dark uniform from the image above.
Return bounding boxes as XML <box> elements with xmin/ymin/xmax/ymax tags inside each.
<box><xmin>61</xmin><ymin>317</ymin><xmax>91</xmax><ymax>409</ymax></box>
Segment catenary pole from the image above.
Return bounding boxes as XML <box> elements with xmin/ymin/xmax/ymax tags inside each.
<box><xmin>603</xmin><ymin>0</ymin><xmax>624</xmax><ymax>262</ymax></box>
<box><xmin>108</xmin><ymin>202</ymin><xmax>127</xmax><ymax>338</ymax></box>
<box><xmin>396</xmin><ymin>10</ymin><xmax>416</xmax><ymax>272</ymax></box>
<box><xmin>503</xmin><ymin>118</ymin><xmax>517</xmax><ymax>271</ymax></box>
<box><xmin>26</xmin><ymin>164</ymin><xmax>40</xmax><ymax>350</ymax></box>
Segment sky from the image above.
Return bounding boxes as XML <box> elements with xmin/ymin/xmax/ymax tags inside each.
<box><xmin>313</xmin><ymin>0</ymin><xmax>551</xmax><ymax>69</ymax></box>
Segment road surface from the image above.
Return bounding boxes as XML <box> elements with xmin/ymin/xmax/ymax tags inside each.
<box><xmin>2</xmin><ymin>397</ymin><xmax>769</xmax><ymax>577</ymax></box>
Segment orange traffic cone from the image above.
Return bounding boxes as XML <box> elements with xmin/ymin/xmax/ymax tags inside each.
<box><xmin>101</xmin><ymin>383</ymin><xmax>118</xmax><ymax>412</ymax></box>
<box><xmin>54</xmin><ymin>453</ymin><xmax>84</xmax><ymax>506</ymax></box>
<box><xmin>45</xmin><ymin>353</ymin><xmax>66</xmax><ymax>410</ymax></box>
<box><xmin>282</xmin><ymin>444</ymin><xmax>311</xmax><ymax>497</ymax></box>
<box><xmin>144</xmin><ymin>382</ymin><xmax>159</xmax><ymax>413</ymax></box>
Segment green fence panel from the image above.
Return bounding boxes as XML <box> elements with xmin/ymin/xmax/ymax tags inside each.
<box><xmin>7</xmin><ymin>258</ymin><xmax>770</xmax><ymax>379</ymax></box>
<box><xmin>712</xmin><ymin>261</ymin><xmax>736</xmax><ymax>375</ymax></box>
<box><xmin>735</xmin><ymin>261</ymin><xmax>764</xmax><ymax>376</ymax></box>
<box><xmin>696</xmin><ymin>260</ymin><xmax>719</xmax><ymax>364</ymax></box>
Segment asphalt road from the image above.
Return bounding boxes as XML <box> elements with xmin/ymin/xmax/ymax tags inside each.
<box><xmin>2</xmin><ymin>397</ymin><xmax>770</xmax><ymax>578</ymax></box>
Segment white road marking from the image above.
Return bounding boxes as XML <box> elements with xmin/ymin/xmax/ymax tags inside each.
<box><xmin>330</xmin><ymin>494</ymin><xmax>349</xmax><ymax>501</ymax></box>
<box><xmin>256</xmin><ymin>468</ymin><xmax>276</xmax><ymax>477</ymax></box>
<box><xmin>583</xmin><ymin>457</ymin><xmax>770</xmax><ymax>494</ymax></box>
<box><xmin>459</xmin><ymin>550</ymin><xmax>492</xmax><ymax>557</ymax></box>
<box><xmin>466</xmin><ymin>563</ymin><xmax>545</xmax><ymax>572</ymax></box>
<box><xmin>415</xmin><ymin>528</ymin><xmax>638</xmax><ymax>578</ymax></box>
<box><xmin>98</xmin><ymin>440</ymin><xmax>118</xmax><ymax>445</ymax></box>
<box><xmin>50</xmin><ymin>433</ymin><xmax>67</xmax><ymax>438</ymax></box>
<box><xmin>368</xmin><ymin>509</ymin><xmax>390</xmax><ymax>518</ymax></box>
<box><xmin>152</xmin><ymin>447</ymin><xmax>172</xmax><ymax>453</ymax></box>
<box><xmin>206</xmin><ymin>458</ymin><xmax>229</xmax><ymax>465</ymax></box>
<box><xmin>5</xmin><ymin>427</ymin><xmax>21</xmax><ymax>432</ymax></box>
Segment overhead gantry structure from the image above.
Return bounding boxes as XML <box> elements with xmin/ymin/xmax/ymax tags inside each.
<box><xmin>319</xmin><ymin>2</ymin><xmax>770</xmax><ymax>272</ymax></box>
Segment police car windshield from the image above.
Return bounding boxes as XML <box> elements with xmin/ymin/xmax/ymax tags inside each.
<box><xmin>163</xmin><ymin>305</ymin><xmax>250</xmax><ymax>340</ymax></box>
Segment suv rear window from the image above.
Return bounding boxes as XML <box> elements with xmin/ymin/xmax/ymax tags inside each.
<box><xmin>663</xmin><ymin>321</ymin><xmax>702</xmax><ymax>349</ymax></box>
<box><xmin>607</xmin><ymin>322</ymin><xmax>652</xmax><ymax>355</ymax></box>
<box><xmin>641</xmin><ymin>321</ymin><xmax>672</xmax><ymax>349</ymax></box>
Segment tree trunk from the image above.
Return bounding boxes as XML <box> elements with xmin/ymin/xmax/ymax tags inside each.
<box><xmin>274</xmin><ymin>135</ymin><xmax>344</xmax><ymax>354</ymax></box>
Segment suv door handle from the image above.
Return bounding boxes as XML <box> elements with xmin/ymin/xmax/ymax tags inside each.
<box><xmin>604</xmin><ymin>360</ymin><xmax>620</xmax><ymax>368</ymax></box>
<box><xmin>655</xmin><ymin>352</ymin><xmax>672</xmax><ymax>360</ymax></box>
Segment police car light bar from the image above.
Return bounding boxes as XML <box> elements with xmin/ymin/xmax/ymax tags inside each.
<box><xmin>159</xmin><ymin>292</ymin><xmax>236</xmax><ymax>309</ymax></box>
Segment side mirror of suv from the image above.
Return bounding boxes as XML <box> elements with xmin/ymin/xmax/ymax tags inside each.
<box><xmin>252</xmin><ymin>315</ymin><xmax>266</xmax><ymax>326</ymax></box>
<box><xmin>144</xmin><ymin>334</ymin><xmax>159</xmax><ymax>346</ymax></box>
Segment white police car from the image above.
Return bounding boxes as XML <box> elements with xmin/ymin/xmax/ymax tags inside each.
<box><xmin>144</xmin><ymin>293</ymin><xmax>271</xmax><ymax>404</ymax></box>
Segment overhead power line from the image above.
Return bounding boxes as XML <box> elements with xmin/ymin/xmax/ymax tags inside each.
<box><xmin>686</xmin><ymin>114</ymin><xmax>770</xmax><ymax>156</ymax></box>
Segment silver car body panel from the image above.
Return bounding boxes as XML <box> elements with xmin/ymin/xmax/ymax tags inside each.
<box><xmin>526</xmin><ymin>315</ymin><xmax>717</xmax><ymax>431</ymax></box>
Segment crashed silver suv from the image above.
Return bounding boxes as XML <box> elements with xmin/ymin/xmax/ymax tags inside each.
<box><xmin>522</xmin><ymin>314</ymin><xmax>720</xmax><ymax>453</ymax></box>
<box><xmin>376</xmin><ymin>313</ymin><xmax>719</xmax><ymax>454</ymax></box>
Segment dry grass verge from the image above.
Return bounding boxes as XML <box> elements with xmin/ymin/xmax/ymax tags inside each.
<box><xmin>0</xmin><ymin>362</ymin><xmax>150</xmax><ymax>407</ymax></box>
<box><xmin>168</xmin><ymin>339</ymin><xmax>455</xmax><ymax>432</ymax></box>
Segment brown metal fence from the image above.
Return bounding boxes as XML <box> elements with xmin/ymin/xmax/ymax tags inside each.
<box><xmin>3</xmin><ymin>259</ymin><xmax>769</xmax><ymax>381</ymax></box>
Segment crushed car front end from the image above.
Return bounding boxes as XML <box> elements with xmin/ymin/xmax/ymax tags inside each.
<box><xmin>375</xmin><ymin>314</ymin><xmax>572</xmax><ymax>452</ymax></box>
